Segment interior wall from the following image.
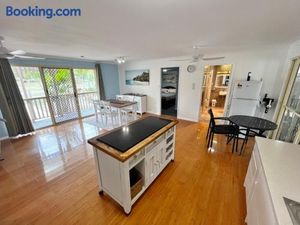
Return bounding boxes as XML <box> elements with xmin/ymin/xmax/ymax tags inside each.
<box><xmin>101</xmin><ymin>64</ymin><xmax>120</xmax><ymax>99</ymax></box>
<box><xmin>119</xmin><ymin>46</ymin><xmax>289</xmax><ymax>122</ymax></box>
<box><xmin>9</xmin><ymin>58</ymin><xmax>96</xmax><ymax>68</ymax></box>
<box><xmin>198</xmin><ymin>46</ymin><xmax>289</xmax><ymax>121</ymax></box>
<box><xmin>119</xmin><ymin>59</ymin><xmax>202</xmax><ymax>121</ymax></box>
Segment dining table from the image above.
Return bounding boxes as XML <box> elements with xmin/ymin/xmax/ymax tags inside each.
<box><xmin>106</xmin><ymin>99</ymin><xmax>137</xmax><ymax>124</ymax></box>
<box><xmin>228</xmin><ymin>115</ymin><xmax>278</xmax><ymax>154</ymax></box>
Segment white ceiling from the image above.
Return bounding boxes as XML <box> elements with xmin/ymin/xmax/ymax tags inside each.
<box><xmin>0</xmin><ymin>0</ymin><xmax>300</xmax><ymax>61</ymax></box>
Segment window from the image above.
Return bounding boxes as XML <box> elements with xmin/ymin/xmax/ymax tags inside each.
<box><xmin>11</xmin><ymin>66</ymin><xmax>99</xmax><ymax>129</ymax></box>
<box><xmin>275</xmin><ymin>58</ymin><xmax>300</xmax><ymax>144</ymax></box>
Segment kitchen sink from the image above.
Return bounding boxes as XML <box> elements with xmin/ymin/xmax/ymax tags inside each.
<box><xmin>284</xmin><ymin>197</ymin><xmax>300</xmax><ymax>225</ymax></box>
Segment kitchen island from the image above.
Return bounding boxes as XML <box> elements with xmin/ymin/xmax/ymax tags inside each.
<box><xmin>245</xmin><ymin>137</ymin><xmax>300</xmax><ymax>225</ymax></box>
<box><xmin>88</xmin><ymin>116</ymin><xmax>178</xmax><ymax>214</ymax></box>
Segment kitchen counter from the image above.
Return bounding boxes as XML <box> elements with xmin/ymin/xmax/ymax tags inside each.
<box><xmin>247</xmin><ymin>137</ymin><xmax>300</xmax><ymax>225</ymax></box>
<box><xmin>88</xmin><ymin>116</ymin><xmax>178</xmax><ymax>214</ymax></box>
<box><xmin>88</xmin><ymin>116</ymin><xmax>178</xmax><ymax>162</ymax></box>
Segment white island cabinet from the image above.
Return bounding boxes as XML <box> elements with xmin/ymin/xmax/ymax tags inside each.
<box><xmin>245</xmin><ymin>137</ymin><xmax>300</xmax><ymax>225</ymax></box>
<box><xmin>88</xmin><ymin>116</ymin><xmax>177</xmax><ymax>214</ymax></box>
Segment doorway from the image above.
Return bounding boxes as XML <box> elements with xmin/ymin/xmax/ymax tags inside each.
<box><xmin>200</xmin><ymin>64</ymin><xmax>232</xmax><ymax>121</ymax></box>
<box><xmin>161</xmin><ymin>67</ymin><xmax>179</xmax><ymax>117</ymax></box>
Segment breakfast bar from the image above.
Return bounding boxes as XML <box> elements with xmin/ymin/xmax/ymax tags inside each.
<box><xmin>88</xmin><ymin>116</ymin><xmax>178</xmax><ymax>214</ymax></box>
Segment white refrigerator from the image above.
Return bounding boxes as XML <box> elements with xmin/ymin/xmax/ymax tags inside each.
<box><xmin>228</xmin><ymin>80</ymin><xmax>262</xmax><ymax>116</ymax></box>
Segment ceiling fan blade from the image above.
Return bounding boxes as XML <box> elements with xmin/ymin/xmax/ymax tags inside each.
<box><xmin>169</xmin><ymin>59</ymin><xmax>190</xmax><ymax>61</ymax></box>
<box><xmin>0</xmin><ymin>53</ymin><xmax>15</xmax><ymax>59</ymax></box>
<box><xmin>15</xmin><ymin>55</ymin><xmax>45</xmax><ymax>60</ymax></box>
<box><xmin>10</xmin><ymin>50</ymin><xmax>26</xmax><ymax>55</ymax></box>
<box><xmin>202</xmin><ymin>56</ymin><xmax>225</xmax><ymax>61</ymax></box>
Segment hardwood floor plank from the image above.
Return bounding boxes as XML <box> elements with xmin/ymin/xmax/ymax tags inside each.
<box><xmin>0</xmin><ymin>116</ymin><xmax>252</xmax><ymax>225</ymax></box>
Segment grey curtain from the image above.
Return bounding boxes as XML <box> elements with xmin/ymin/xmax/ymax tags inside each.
<box><xmin>95</xmin><ymin>63</ymin><xmax>106</xmax><ymax>100</ymax></box>
<box><xmin>0</xmin><ymin>59</ymin><xmax>34</xmax><ymax>136</ymax></box>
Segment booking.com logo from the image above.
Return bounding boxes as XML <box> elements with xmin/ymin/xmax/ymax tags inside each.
<box><xmin>5</xmin><ymin>6</ymin><xmax>81</xmax><ymax>19</ymax></box>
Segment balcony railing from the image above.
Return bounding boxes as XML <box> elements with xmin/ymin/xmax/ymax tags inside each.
<box><xmin>78</xmin><ymin>91</ymin><xmax>98</xmax><ymax>114</ymax></box>
<box><xmin>24</xmin><ymin>96</ymin><xmax>51</xmax><ymax>121</ymax></box>
<box><xmin>24</xmin><ymin>91</ymin><xmax>98</xmax><ymax>128</ymax></box>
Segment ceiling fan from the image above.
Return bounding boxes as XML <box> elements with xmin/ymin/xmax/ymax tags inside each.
<box><xmin>169</xmin><ymin>45</ymin><xmax>225</xmax><ymax>63</ymax></box>
<box><xmin>0</xmin><ymin>36</ymin><xmax>45</xmax><ymax>60</ymax></box>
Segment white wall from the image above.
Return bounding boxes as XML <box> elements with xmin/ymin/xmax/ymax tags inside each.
<box><xmin>198</xmin><ymin>46</ymin><xmax>289</xmax><ymax>121</ymax></box>
<box><xmin>119</xmin><ymin>59</ymin><xmax>202</xmax><ymax>121</ymax></box>
<box><xmin>119</xmin><ymin>45</ymin><xmax>289</xmax><ymax>122</ymax></box>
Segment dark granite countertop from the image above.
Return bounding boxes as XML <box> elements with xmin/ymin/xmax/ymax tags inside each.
<box><xmin>88</xmin><ymin>116</ymin><xmax>178</xmax><ymax>162</ymax></box>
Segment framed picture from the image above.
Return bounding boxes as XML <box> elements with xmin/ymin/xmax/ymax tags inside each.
<box><xmin>125</xmin><ymin>69</ymin><xmax>150</xmax><ymax>86</ymax></box>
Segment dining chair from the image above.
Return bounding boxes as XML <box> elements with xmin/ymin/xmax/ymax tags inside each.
<box><xmin>207</xmin><ymin>109</ymin><xmax>239</xmax><ymax>153</ymax></box>
<box><xmin>239</xmin><ymin>128</ymin><xmax>266</xmax><ymax>154</ymax></box>
<box><xmin>93</xmin><ymin>100</ymin><xmax>102</xmax><ymax>123</ymax></box>
<box><xmin>121</xmin><ymin>96</ymin><xmax>138</xmax><ymax>124</ymax></box>
<box><xmin>206</xmin><ymin>113</ymin><xmax>229</xmax><ymax>140</ymax></box>
<box><xmin>116</xmin><ymin>95</ymin><xmax>123</xmax><ymax>101</ymax></box>
<box><xmin>101</xmin><ymin>100</ymin><xmax>119</xmax><ymax>125</ymax></box>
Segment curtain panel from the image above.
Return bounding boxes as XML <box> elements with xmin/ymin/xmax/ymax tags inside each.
<box><xmin>0</xmin><ymin>59</ymin><xmax>34</xmax><ymax>136</ymax></box>
<box><xmin>95</xmin><ymin>64</ymin><xmax>106</xmax><ymax>100</ymax></box>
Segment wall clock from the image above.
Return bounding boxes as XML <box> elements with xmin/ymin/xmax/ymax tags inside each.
<box><xmin>187</xmin><ymin>65</ymin><xmax>196</xmax><ymax>73</ymax></box>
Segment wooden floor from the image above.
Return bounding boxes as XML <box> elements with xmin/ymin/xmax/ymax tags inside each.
<box><xmin>0</xmin><ymin>116</ymin><xmax>252</xmax><ymax>225</ymax></box>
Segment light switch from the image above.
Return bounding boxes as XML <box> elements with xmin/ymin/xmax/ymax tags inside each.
<box><xmin>192</xmin><ymin>83</ymin><xmax>195</xmax><ymax>90</ymax></box>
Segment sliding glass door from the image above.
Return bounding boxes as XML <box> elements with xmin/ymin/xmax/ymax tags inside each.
<box><xmin>12</xmin><ymin>66</ymin><xmax>99</xmax><ymax>129</ymax></box>
<box><xmin>12</xmin><ymin>66</ymin><xmax>53</xmax><ymax>129</ymax></box>
<box><xmin>42</xmin><ymin>68</ymin><xmax>80</xmax><ymax>123</ymax></box>
<box><xmin>275</xmin><ymin>58</ymin><xmax>300</xmax><ymax>144</ymax></box>
<box><xmin>73</xmin><ymin>69</ymin><xmax>98</xmax><ymax>117</ymax></box>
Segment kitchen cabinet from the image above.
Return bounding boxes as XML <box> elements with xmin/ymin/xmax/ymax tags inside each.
<box><xmin>243</xmin><ymin>137</ymin><xmax>300</xmax><ymax>225</ymax></box>
<box><xmin>244</xmin><ymin>145</ymin><xmax>278</xmax><ymax>225</ymax></box>
<box><xmin>116</xmin><ymin>94</ymin><xmax>147</xmax><ymax>114</ymax></box>
<box><xmin>245</xmin><ymin>143</ymin><xmax>278</xmax><ymax>225</ymax></box>
<box><xmin>88</xmin><ymin>117</ymin><xmax>177</xmax><ymax>214</ymax></box>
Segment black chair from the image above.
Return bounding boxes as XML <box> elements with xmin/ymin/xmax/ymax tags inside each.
<box><xmin>206</xmin><ymin>114</ymin><xmax>229</xmax><ymax>139</ymax></box>
<box><xmin>239</xmin><ymin>128</ymin><xmax>266</xmax><ymax>154</ymax></box>
<box><xmin>207</xmin><ymin>109</ymin><xmax>239</xmax><ymax>153</ymax></box>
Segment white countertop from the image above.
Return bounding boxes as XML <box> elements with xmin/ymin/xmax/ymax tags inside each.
<box><xmin>255</xmin><ymin>137</ymin><xmax>300</xmax><ymax>225</ymax></box>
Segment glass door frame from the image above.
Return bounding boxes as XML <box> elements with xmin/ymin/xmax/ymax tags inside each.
<box><xmin>11</xmin><ymin>64</ymin><xmax>99</xmax><ymax>128</ymax></box>
<box><xmin>273</xmin><ymin>57</ymin><xmax>300</xmax><ymax>143</ymax></box>
<box><xmin>40</xmin><ymin>66</ymin><xmax>82</xmax><ymax>125</ymax></box>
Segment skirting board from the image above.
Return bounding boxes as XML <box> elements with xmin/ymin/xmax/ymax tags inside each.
<box><xmin>0</xmin><ymin>136</ymin><xmax>9</xmax><ymax>141</ymax></box>
<box><xmin>177</xmin><ymin>116</ymin><xmax>198</xmax><ymax>122</ymax></box>
<box><xmin>147</xmin><ymin>111</ymin><xmax>198</xmax><ymax>123</ymax></box>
